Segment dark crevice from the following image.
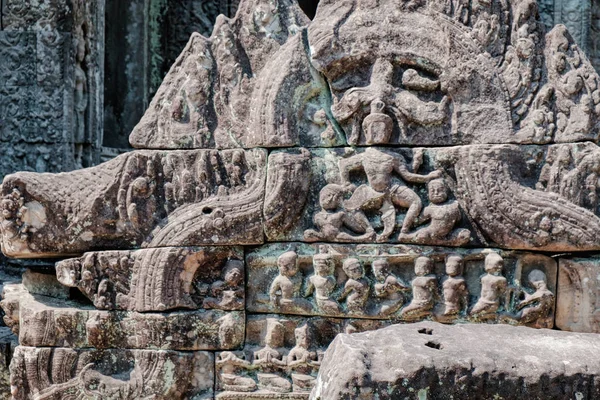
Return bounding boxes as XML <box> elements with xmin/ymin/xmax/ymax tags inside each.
<box><xmin>424</xmin><ymin>340</ymin><xmax>442</xmax><ymax>350</ymax></box>
<box><xmin>298</xmin><ymin>0</ymin><xmax>320</xmax><ymax>20</ymax></box>
<box><xmin>418</xmin><ymin>328</ymin><xmax>433</xmax><ymax>335</ymax></box>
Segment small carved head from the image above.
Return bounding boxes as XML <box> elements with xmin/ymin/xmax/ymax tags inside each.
<box><xmin>445</xmin><ymin>254</ymin><xmax>464</xmax><ymax>277</ymax></box>
<box><xmin>264</xmin><ymin>318</ymin><xmax>285</xmax><ymax>347</ymax></box>
<box><xmin>371</xmin><ymin>259</ymin><xmax>390</xmax><ymax>282</ymax></box>
<box><xmin>342</xmin><ymin>258</ymin><xmax>364</xmax><ymax>280</ymax></box>
<box><xmin>427</xmin><ymin>179</ymin><xmax>449</xmax><ymax>204</ymax></box>
<box><xmin>484</xmin><ymin>253</ymin><xmax>504</xmax><ymax>274</ymax></box>
<box><xmin>277</xmin><ymin>251</ymin><xmax>298</xmax><ymax>277</ymax></box>
<box><xmin>223</xmin><ymin>259</ymin><xmax>244</xmax><ymax>286</ymax></box>
<box><xmin>414</xmin><ymin>256</ymin><xmax>434</xmax><ymax>276</ymax></box>
<box><xmin>313</xmin><ymin>253</ymin><xmax>335</xmax><ymax>276</ymax></box>
<box><xmin>294</xmin><ymin>324</ymin><xmax>311</xmax><ymax>348</ymax></box>
<box><xmin>527</xmin><ymin>269</ymin><xmax>547</xmax><ymax>289</ymax></box>
<box><xmin>318</xmin><ymin>184</ymin><xmax>345</xmax><ymax>210</ymax></box>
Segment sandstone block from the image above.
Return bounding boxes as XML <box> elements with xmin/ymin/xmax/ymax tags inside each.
<box><xmin>312</xmin><ymin>322</ymin><xmax>600</xmax><ymax>400</ymax></box>
<box><xmin>1</xmin><ymin>283</ymin><xmax>244</xmax><ymax>350</ymax></box>
<box><xmin>10</xmin><ymin>346</ymin><xmax>214</xmax><ymax>400</ymax></box>
<box><xmin>55</xmin><ymin>246</ymin><xmax>244</xmax><ymax>312</ymax></box>
<box><xmin>216</xmin><ymin>314</ymin><xmax>389</xmax><ymax>399</ymax></box>
<box><xmin>22</xmin><ymin>270</ymin><xmax>69</xmax><ymax>299</ymax></box>
<box><xmin>247</xmin><ymin>243</ymin><xmax>556</xmax><ymax>327</ymax></box>
<box><xmin>0</xmin><ymin>148</ymin><xmax>266</xmax><ymax>257</ymax></box>
<box><xmin>556</xmin><ymin>257</ymin><xmax>600</xmax><ymax>333</ymax></box>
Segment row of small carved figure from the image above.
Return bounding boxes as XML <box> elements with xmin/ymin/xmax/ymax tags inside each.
<box><xmin>267</xmin><ymin>251</ymin><xmax>554</xmax><ymax>323</ymax></box>
<box><xmin>216</xmin><ymin>322</ymin><xmax>323</xmax><ymax>394</ymax></box>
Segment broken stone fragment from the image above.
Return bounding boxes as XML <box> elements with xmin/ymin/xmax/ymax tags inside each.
<box><xmin>1</xmin><ymin>283</ymin><xmax>244</xmax><ymax>350</ymax></box>
<box><xmin>55</xmin><ymin>246</ymin><xmax>244</xmax><ymax>312</ymax></box>
<box><xmin>312</xmin><ymin>322</ymin><xmax>600</xmax><ymax>400</ymax></box>
<box><xmin>247</xmin><ymin>243</ymin><xmax>556</xmax><ymax>327</ymax></box>
<box><xmin>22</xmin><ymin>269</ymin><xmax>69</xmax><ymax>299</ymax></box>
<box><xmin>556</xmin><ymin>257</ymin><xmax>600</xmax><ymax>333</ymax></box>
<box><xmin>10</xmin><ymin>346</ymin><xmax>214</xmax><ymax>400</ymax></box>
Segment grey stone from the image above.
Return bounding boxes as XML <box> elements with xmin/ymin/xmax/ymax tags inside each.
<box><xmin>247</xmin><ymin>243</ymin><xmax>556</xmax><ymax>326</ymax></box>
<box><xmin>556</xmin><ymin>257</ymin><xmax>600</xmax><ymax>333</ymax></box>
<box><xmin>22</xmin><ymin>270</ymin><xmax>69</xmax><ymax>299</ymax></box>
<box><xmin>312</xmin><ymin>322</ymin><xmax>600</xmax><ymax>400</ymax></box>
<box><xmin>10</xmin><ymin>346</ymin><xmax>214</xmax><ymax>400</ymax></box>
<box><xmin>1</xmin><ymin>283</ymin><xmax>245</xmax><ymax>350</ymax></box>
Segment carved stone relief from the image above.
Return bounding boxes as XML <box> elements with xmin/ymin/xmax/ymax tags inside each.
<box><xmin>54</xmin><ymin>247</ymin><xmax>244</xmax><ymax>312</ymax></box>
<box><xmin>215</xmin><ymin>314</ymin><xmax>389</xmax><ymax>399</ymax></box>
<box><xmin>556</xmin><ymin>257</ymin><xmax>600</xmax><ymax>333</ymax></box>
<box><xmin>246</xmin><ymin>243</ymin><xmax>556</xmax><ymax>327</ymax></box>
<box><xmin>1</xmin><ymin>283</ymin><xmax>244</xmax><ymax>350</ymax></box>
<box><xmin>0</xmin><ymin>149</ymin><xmax>266</xmax><ymax>257</ymax></box>
<box><xmin>10</xmin><ymin>346</ymin><xmax>214</xmax><ymax>400</ymax></box>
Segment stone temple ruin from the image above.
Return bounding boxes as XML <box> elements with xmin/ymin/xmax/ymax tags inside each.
<box><xmin>2</xmin><ymin>0</ymin><xmax>600</xmax><ymax>398</ymax></box>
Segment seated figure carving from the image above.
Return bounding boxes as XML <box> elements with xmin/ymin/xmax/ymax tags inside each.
<box><xmin>338</xmin><ymin>258</ymin><xmax>370</xmax><ymax>315</ymax></box>
<box><xmin>202</xmin><ymin>259</ymin><xmax>244</xmax><ymax>310</ymax></box>
<box><xmin>304</xmin><ymin>253</ymin><xmax>340</xmax><ymax>315</ymax></box>
<box><xmin>400</xmin><ymin>256</ymin><xmax>438</xmax><ymax>320</ymax></box>
<box><xmin>372</xmin><ymin>259</ymin><xmax>410</xmax><ymax>316</ymax></box>
<box><xmin>398</xmin><ymin>178</ymin><xmax>471</xmax><ymax>246</ymax></box>
<box><xmin>269</xmin><ymin>251</ymin><xmax>312</xmax><ymax>313</ymax></box>
<box><xmin>253</xmin><ymin>319</ymin><xmax>292</xmax><ymax>393</ymax></box>
<box><xmin>304</xmin><ymin>184</ymin><xmax>375</xmax><ymax>242</ymax></box>
<box><xmin>287</xmin><ymin>324</ymin><xmax>319</xmax><ymax>392</ymax></box>
<box><xmin>515</xmin><ymin>269</ymin><xmax>555</xmax><ymax>328</ymax></box>
<box><xmin>217</xmin><ymin>351</ymin><xmax>257</xmax><ymax>393</ymax></box>
<box><xmin>441</xmin><ymin>254</ymin><xmax>469</xmax><ymax>317</ymax></box>
<box><xmin>471</xmin><ymin>253</ymin><xmax>509</xmax><ymax>319</ymax></box>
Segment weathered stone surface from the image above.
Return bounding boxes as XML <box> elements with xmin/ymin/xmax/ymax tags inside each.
<box><xmin>10</xmin><ymin>346</ymin><xmax>214</xmax><ymax>400</ymax></box>
<box><xmin>556</xmin><ymin>257</ymin><xmax>600</xmax><ymax>333</ymax></box>
<box><xmin>1</xmin><ymin>283</ymin><xmax>244</xmax><ymax>350</ymax></box>
<box><xmin>22</xmin><ymin>270</ymin><xmax>69</xmax><ymax>299</ymax></box>
<box><xmin>216</xmin><ymin>314</ymin><xmax>389</xmax><ymax>399</ymax></box>
<box><xmin>247</xmin><ymin>243</ymin><xmax>556</xmax><ymax>326</ymax></box>
<box><xmin>0</xmin><ymin>148</ymin><xmax>266</xmax><ymax>257</ymax></box>
<box><xmin>129</xmin><ymin>0</ymin><xmax>327</xmax><ymax>150</ymax></box>
<box><xmin>312</xmin><ymin>321</ymin><xmax>600</xmax><ymax>400</ymax></box>
<box><xmin>268</xmin><ymin>143</ymin><xmax>600</xmax><ymax>252</ymax></box>
<box><xmin>0</xmin><ymin>327</ymin><xmax>17</xmax><ymax>400</ymax></box>
<box><xmin>55</xmin><ymin>246</ymin><xmax>244</xmax><ymax>312</ymax></box>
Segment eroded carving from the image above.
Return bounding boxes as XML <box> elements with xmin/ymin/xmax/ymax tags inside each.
<box><xmin>247</xmin><ymin>243</ymin><xmax>556</xmax><ymax>326</ymax></box>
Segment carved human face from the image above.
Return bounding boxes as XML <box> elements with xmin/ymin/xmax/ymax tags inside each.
<box><xmin>484</xmin><ymin>254</ymin><xmax>503</xmax><ymax>274</ymax></box>
<box><xmin>445</xmin><ymin>255</ymin><xmax>463</xmax><ymax>277</ymax></box>
<box><xmin>372</xmin><ymin>260</ymin><xmax>389</xmax><ymax>282</ymax></box>
<box><xmin>224</xmin><ymin>260</ymin><xmax>244</xmax><ymax>286</ymax></box>
<box><xmin>314</xmin><ymin>257</ymin><xmax>334</xmax><ymax>276</ymax></box>
<box><xmin>319</xmin><ymin>185</ymin><xmax>343</xmax><ymax>211</ymax></box>
<box><xmin>428</xmin><ymin>179</ymin><xmax>448</xmax><ymax>204</ymax></box>
<box><xmin>277</xmin><ymin>253</ymin><xmax>298</xmax><ymax>277</ymax></box>
<box><xmin>414</xmin><ymin>257</ymin><xmax>433</xmax><ymax>276</ymax></box>
<box><xmin>343</xmin><ymin>258</ymin><xmax>363</xmax><ymax>280</ymax></box>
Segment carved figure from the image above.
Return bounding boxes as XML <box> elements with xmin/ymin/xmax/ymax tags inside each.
<box><xmin>288</xmin><ymin>324</ymin><xmax>319</xmax><ymax>392</ymax></box>
<box><xmin>339</xmin><ymin>148</ymin><xmax>442</xmax><ymax>242</ymax></box>
<box><xmin>372</xmin><ymin>259</ymin><xmax>409</xmax><ymax>315</ymax></box>
<box><xmin>471</xmin><ymin>253</ymin><xmax>509</xmax><ymax>318</ymax></box>
<box><xmin>398</xmin><ymin>178</ymin><xmax>470</xmax><ymax>246</ymax></box>
<box><xmin>441</xmin><ymin>254</ymin><xmax>469</xmax><ymax>316</ymax></box>
<box><xmin>304</xmin><ymin>184</ymin><xmax>375</xmax><ymax>242</ymax></box>
<box><xmin>202</xmin><ymin>259</ymin><xmax>244</xmax><ymax>310</ymax></box>
<box><xmin>304</xmin><ymin>253</ymin><xmax>340</xmax><ymax>314</ymax></box>
<box><xmin>217</xmin><ymin>351</ymin><xmax>257</xmax><ymax>392</ymax></box>
<box><xmin>400</xmin><ymin>256</ymin><xmax>438</xmax><ymax>320</ymax></box>
<box><xmin>269</xmin><ymin>251</ymin><xmax>312</xmax><ymax>312</ymax></box>
<box><xmin>338</xmin><ymin>258</ymin><xmax>370</xmax><ymax>315</ymax></box>
<box><xmin>516</xmin><ymin>269</ymin><xmax>555</xmax><ymax>327</ymax></box>
<box><xmin>254</xmin><ymin>319</ymin><xmax>291</xmax><ymax>393</ymax></box>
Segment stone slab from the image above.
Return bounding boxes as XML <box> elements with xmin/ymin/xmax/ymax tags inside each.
<box><xmin>1</xmin><ymin>283</ymin><xmax>244</xmax><ymax>351</ymax></box>
<box><xmin>215</xmin><ymin>314</ymin><xmax>389</xmax><ymax>399</ymax></box>
<box><xmin>556</xmin><ymin>257</ymin><xmax>600</xmax><ymax>333</ymax></box>
<box><xmin>267</xmin><ymin>143</ymin><xmax>600</xmax><ymax>252</ymax></box>
<box><xmin>312</xmin><ymin>321</ymin><xmax>600</xmax><ymax>400</ymax></box>
<box><xmin>247</xmin><ymin>243</ymin><xmax>556</xmax><ymax>327</ymax></box>
<box><xmin>22</xmin><ymin>269</ymin><xmax>69</xmax><ymax>299</ymax></box>
<box><xmin>55</xmin><ymin>246</ymin><xmax>244</xmax><ymax>312</ymax></box>
<box><xmin>10</xmin><ymin>346</ymin><xmax>214</xmax><ymax>400</ymax></box>
<box><xmin>0</xmin><ymin>148</ymin><xmax>266</xmax><ymax>257</ymax></box>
